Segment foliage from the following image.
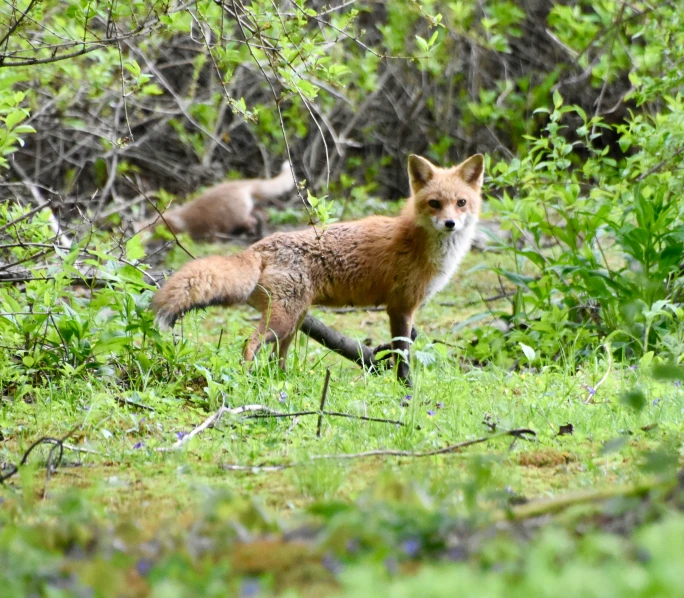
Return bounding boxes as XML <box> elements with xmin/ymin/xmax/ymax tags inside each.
<box><xmin>464</xmin><ymin>3</ymin><xmax>684</xmax><ymax>365</ymax></box>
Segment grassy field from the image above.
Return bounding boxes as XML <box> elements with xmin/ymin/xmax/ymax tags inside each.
<box><xmin>1</xmin><ymin>240</ymin><xmax>683</xmax><ymax>597</ymax></box>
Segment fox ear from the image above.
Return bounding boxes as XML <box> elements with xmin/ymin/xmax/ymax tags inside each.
<box><xmin>455</xmin><ymin>154</ymin><xmax>485</xmax><ymax>189</ymax></box>
<box><xmin>408</xmin><ymin>155</ymin><xmax>436</xmax><ymax>193</ymax></box>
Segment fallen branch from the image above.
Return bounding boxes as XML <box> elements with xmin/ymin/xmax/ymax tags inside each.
<box><xmin>219</xmin><ymin>428</ymin><xmax>536</xmax><ymax>472</ymax></box>
<box><xmin>300</xmin><ymin>315</ymin><xmax>417</xmax><ymax>372</ymax></box>
<box><xmin>156</xmin><ymin>404</ymin><xmax>275</xmax><ymax>452</ymax></box>
<box><xmin>157</xmin><ymin>398</ymin><xmax>408</xmax><ymax>452</ymax></box>
<box><xmin>0</xmin><ymin>425</ymin><xmax>79</xmax><ymax>485</ymax></box>
<box><xmin>510</xmin><ymin>475</ymin><xmax>674</xmax><ymax>521</ymax></box>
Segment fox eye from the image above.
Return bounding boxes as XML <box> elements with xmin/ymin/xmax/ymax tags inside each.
<box><xmin>428</xmin><ymin>199</ymin><xmax>441</xmax><ymax>209</ymax></box>
<box><xmin>457</xmin><ymin>198</ymin><xmax>467</xmax><ymax>207</ymax></box>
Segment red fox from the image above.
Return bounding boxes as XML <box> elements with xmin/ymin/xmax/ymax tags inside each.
<box><xmin>136</xmin><ymin>161</ymin><xmax>295</xmax><ymax>240</ymax></box>
<box><xmin>152</xmin><ymin>154</ymin><xmax>484</xmax><ymax>384</ymax></box>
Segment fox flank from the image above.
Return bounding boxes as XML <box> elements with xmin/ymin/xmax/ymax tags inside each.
<box><xmin>152</xmin><ymin>154</ymin><xmax>484</xmax><ymax>385</ymax></box>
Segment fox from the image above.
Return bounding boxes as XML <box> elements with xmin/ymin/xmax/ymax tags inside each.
<box><xmin>152</xmin><ymin>154</ymin><xmax>484</xmax><ymax>385</ymax></box>
<box><xmin>136</xmin><ymin>161</ymin><xmax>295</xmax><ymax>240</ymax></box>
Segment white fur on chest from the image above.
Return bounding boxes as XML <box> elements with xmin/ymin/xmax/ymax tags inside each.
<box><xmin>425</xmin><ymin>223</ymin><xmax>476</xmax><ymax>300</ymax></box>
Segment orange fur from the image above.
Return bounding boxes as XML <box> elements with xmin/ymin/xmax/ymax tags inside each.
<box><xmin>136</xmin><ymin>162</ymin><xmax>295</xmax><ymax>240</ymax></box>
<box><xmin>152</xmin><ymin>154</ymin><xmax>484</xmax><ymax>384</ymax></box>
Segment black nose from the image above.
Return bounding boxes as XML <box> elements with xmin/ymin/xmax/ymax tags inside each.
<box><xmin>444</xmin><ymin>220</ymin><xmax>455</xmax><ymax>229</ymax></box>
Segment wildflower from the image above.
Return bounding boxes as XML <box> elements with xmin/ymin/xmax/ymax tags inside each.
<box><xmin>322</xmin><ymin>553</ymin><xmax>343</xmax><ymax>575</ymax></box>
<box><xmin>240</xmin><ymin>579</ymin><xmax>261</xmax><ymax>598</ymax></box>
<box><xmin>136</xmin><ymin>559</ymin><xmax>153</xmax><ymax>577</ymax></box>
<box><xmin>401</xmin><ymin>538</ymin><xmax>421</xmax><ymax>557</ymax></box>
<box><xmin>133</xmin><ymin>441</ymin><xmax>145</xmax><ymax>450</ymax></box>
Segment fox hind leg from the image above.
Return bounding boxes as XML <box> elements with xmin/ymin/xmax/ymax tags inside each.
<box><xmin>242</xmin><ymin>305</ymin><xmax>306</xmax><ymax>369</ymax></box>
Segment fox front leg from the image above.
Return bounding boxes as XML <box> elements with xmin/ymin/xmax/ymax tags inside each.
<box><xmin>388</xmin><ymin>310</ymin><xmax>414</xmax><ymax>387</ymax></box>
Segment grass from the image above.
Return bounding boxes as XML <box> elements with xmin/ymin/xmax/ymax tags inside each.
<box><xmin>1</xmin><ymin>240</ymin><xmax>683</xmax><ymax>596</ymax></box>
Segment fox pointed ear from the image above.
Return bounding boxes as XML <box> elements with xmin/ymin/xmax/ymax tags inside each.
<box><xmin>408</xmin><ymin>155</ymin><xmax>436</xmax><ymax>193</ymax></box>
<box><xmin>455</xmin><ymin>154</ymin><xmax>485</xmax><ymax>189</ymax></box>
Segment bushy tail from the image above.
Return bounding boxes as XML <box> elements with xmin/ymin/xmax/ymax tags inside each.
<box><xmin>251</xmin><ymin>161</ymin><xmax>296</xmax><ymax>201</ymax></box>
<box><xmin>152</xmin><ymin>252</ymin><xmax>262</xmax><ymax>328</ymax></box>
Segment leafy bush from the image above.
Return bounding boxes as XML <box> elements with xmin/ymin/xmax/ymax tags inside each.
<box><xmin>462</xmin><ymin>5</ymin><xmax>684</xmax><ymax>366</ymax></box>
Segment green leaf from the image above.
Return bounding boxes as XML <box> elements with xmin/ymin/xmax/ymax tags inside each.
<box><xmin>553</xmin><ymin>90</ymin><xmax>563</xmax><ymax>109</ymax></box>
<box><xmin>651</xmin><ymin>363</ymin><xmax>684</xmax><ymax>381</ymax></box>
<box><xmin>5</xmin><ymin>109</ymin><xmax>27</xmax><ymax>129</ymax></box>
<box><xmin>126</xmin><ymin>235</ymin><xmax>145</xmax><ymax>262</ymax></box>
<box><xmin>620</xmin><ymin>388</ymin><xmax>646</xmax><ymax>412</ymax></box>
<box><xmin>415</xmin><ymin>35</ymin><xmax>429</xmax><ymax>53</ymax></box>
<box><xmin>519</xmin><ymin>342</ymin><xmax>535</xmax><ymax>362</ymax></box>
<box><xmin>640</xmin><ymin>351</ymin><xmax>654</xmax><ymax>371</ymax></box>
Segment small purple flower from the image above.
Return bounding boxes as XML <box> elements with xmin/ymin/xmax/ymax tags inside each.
<box><xmin>240</xmin><ymin>578</ymin><xmax>261</xmax><ymax>598</ymax></box>
<box><xmin>652</xmin><ymin>398</ymin><xmax>661</xmax><ymax>406</ymax></box>
<box><xmin>630</xmin><ymin>364</ymin><xmax>638</xmax><ymax>371</ymax></box>
<box><xmin>401</xmin><ymin>538</ymin><xmax>421</xmax><ymax>558</ymax></box>
<box><xmin>136</xmin><ymin>558</ymin><xmax>153</xmax><ymax>577</ymax></box>
<box><xmin>384</xmin><ymin>557</ymin><xmax>398</xmax><ymax>575</ymax></box>
<box><xmin>345</xmin><ymin>538</ymin><xmax>360</xmax><ymax>554</ymax></box>
<box><xmin>404</xmin><ymin>394</ymin><xmax>413</xmax><ymax>401</ymax></box>
<box><xmin>322</xmin><ymin>553</ymin><xmax>343</xmax><ymax>575</ymax></box>
<box><xmin>133</xmin><ymin>441</ymin><xmax>145</xmax><ymax>450</ymax></box>
<box><xmin>446</xmin><ymin>545</ymin><xmax>468</xmax><ymax>561</ymax></box>
<box><xmin>586</xmin><ymin>386</ymin><xmax>596</xmax><ymax>396</ymax></box>
<box><xmin>140</xmin><ymin>417</ymin><xmax>147</xmax><ymax>424</ymax></box>
<box><xmin>427</xmin><ymin>410</ymin><xmax>435</xmax><ymax>416</ymax></box>
<box><xmin>436</xmin><ymin>402</ymin><xmax>444</xmax><ymax>409</ymax></box>
<box><xmin>175</xmin><ymin>431</ymin><xmax>187</xmax><ymax>441</ymax></box>
<box><xmin>675</xmin><ymin>380</ymin><xmax>681</xmax><ymax>388</ymax></box>
<box><xmin>279</xmin><ymin>391</ymin><xmax>288</xmax><ymax>403</ymax></box>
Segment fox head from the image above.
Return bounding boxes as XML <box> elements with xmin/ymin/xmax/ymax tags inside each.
<box><xmin>407</xmin><ymin>154</ymin><xmax>484</xmax><ymax>234</ymax></box>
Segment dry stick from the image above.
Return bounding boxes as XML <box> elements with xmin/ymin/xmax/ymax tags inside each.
<box><xmin>316</xmin><ymin>367</ymin><xmax>332</xmax><ymax>438</ymax></box>
<box><xmin>583</xmin><ymin>342</ymin><xmax>612</xmax><ymax>404</ymax></box>
<box><xmin>510</xmin><ymin>476</ymin><xmax>668</xmax><ymax>521</ymax></box>
<box><xmin>0</xmin><ymin>425</ymin><xmax>79</xmax><ymax>485</ymax></box>
<box><xmin>115</xmin><ymin>396</ymin><xmax>155</xmax><ymax>412</ymax></box>
<box><xmin>236</xmin><ymin>410</ymin><xmax>406</xmax><ymax>427</ymax></box>
<box><xmin>156</xmin><ymin>404</ymin><xmax>280</xmax><ymax>452</ymax></box>
<box><xmin>160</xmin><ymin>402</ymin><xmax>407</xmax><ymax>452</ymax></box>
<box><xmin>220</xmin><ymin>428</ymin><xmax>537</xmax><ymax>472</ymax></box>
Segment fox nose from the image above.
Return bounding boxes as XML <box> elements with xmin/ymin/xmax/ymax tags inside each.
<box><xmin>444</xmin><ymin>220</ymin><xmax>455</xmax><ymax>230</ymax></box>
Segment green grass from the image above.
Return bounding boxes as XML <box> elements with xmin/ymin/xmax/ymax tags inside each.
<box><xmin>1</xmin><ymin>245</ymin><xmax>683</xmax><ymax>597</ymax></box>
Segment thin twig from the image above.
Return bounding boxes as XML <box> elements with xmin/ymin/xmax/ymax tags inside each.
<box><xmin>583</xmin><ymin>342</ymin><xmax>612</xmax><ymax>404</ymax></box>
<box><xmin>0</xmin><ymin>425</ymin><xmax>79</xmax><ymax>485</ymax></box>
<box><xmin>156</xmin><ymin>404</ymin><xmax>280</xmax><ymax>452</ymax></box>
<box><xmin>317</xmin><ymin>367</ymin><xmax>331</xmax><ymax>438</ymax></box>
<box><xmin>219</xmin><ymin>428</ymin><xmax>537</xmax><ymax>472</ymax></box>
